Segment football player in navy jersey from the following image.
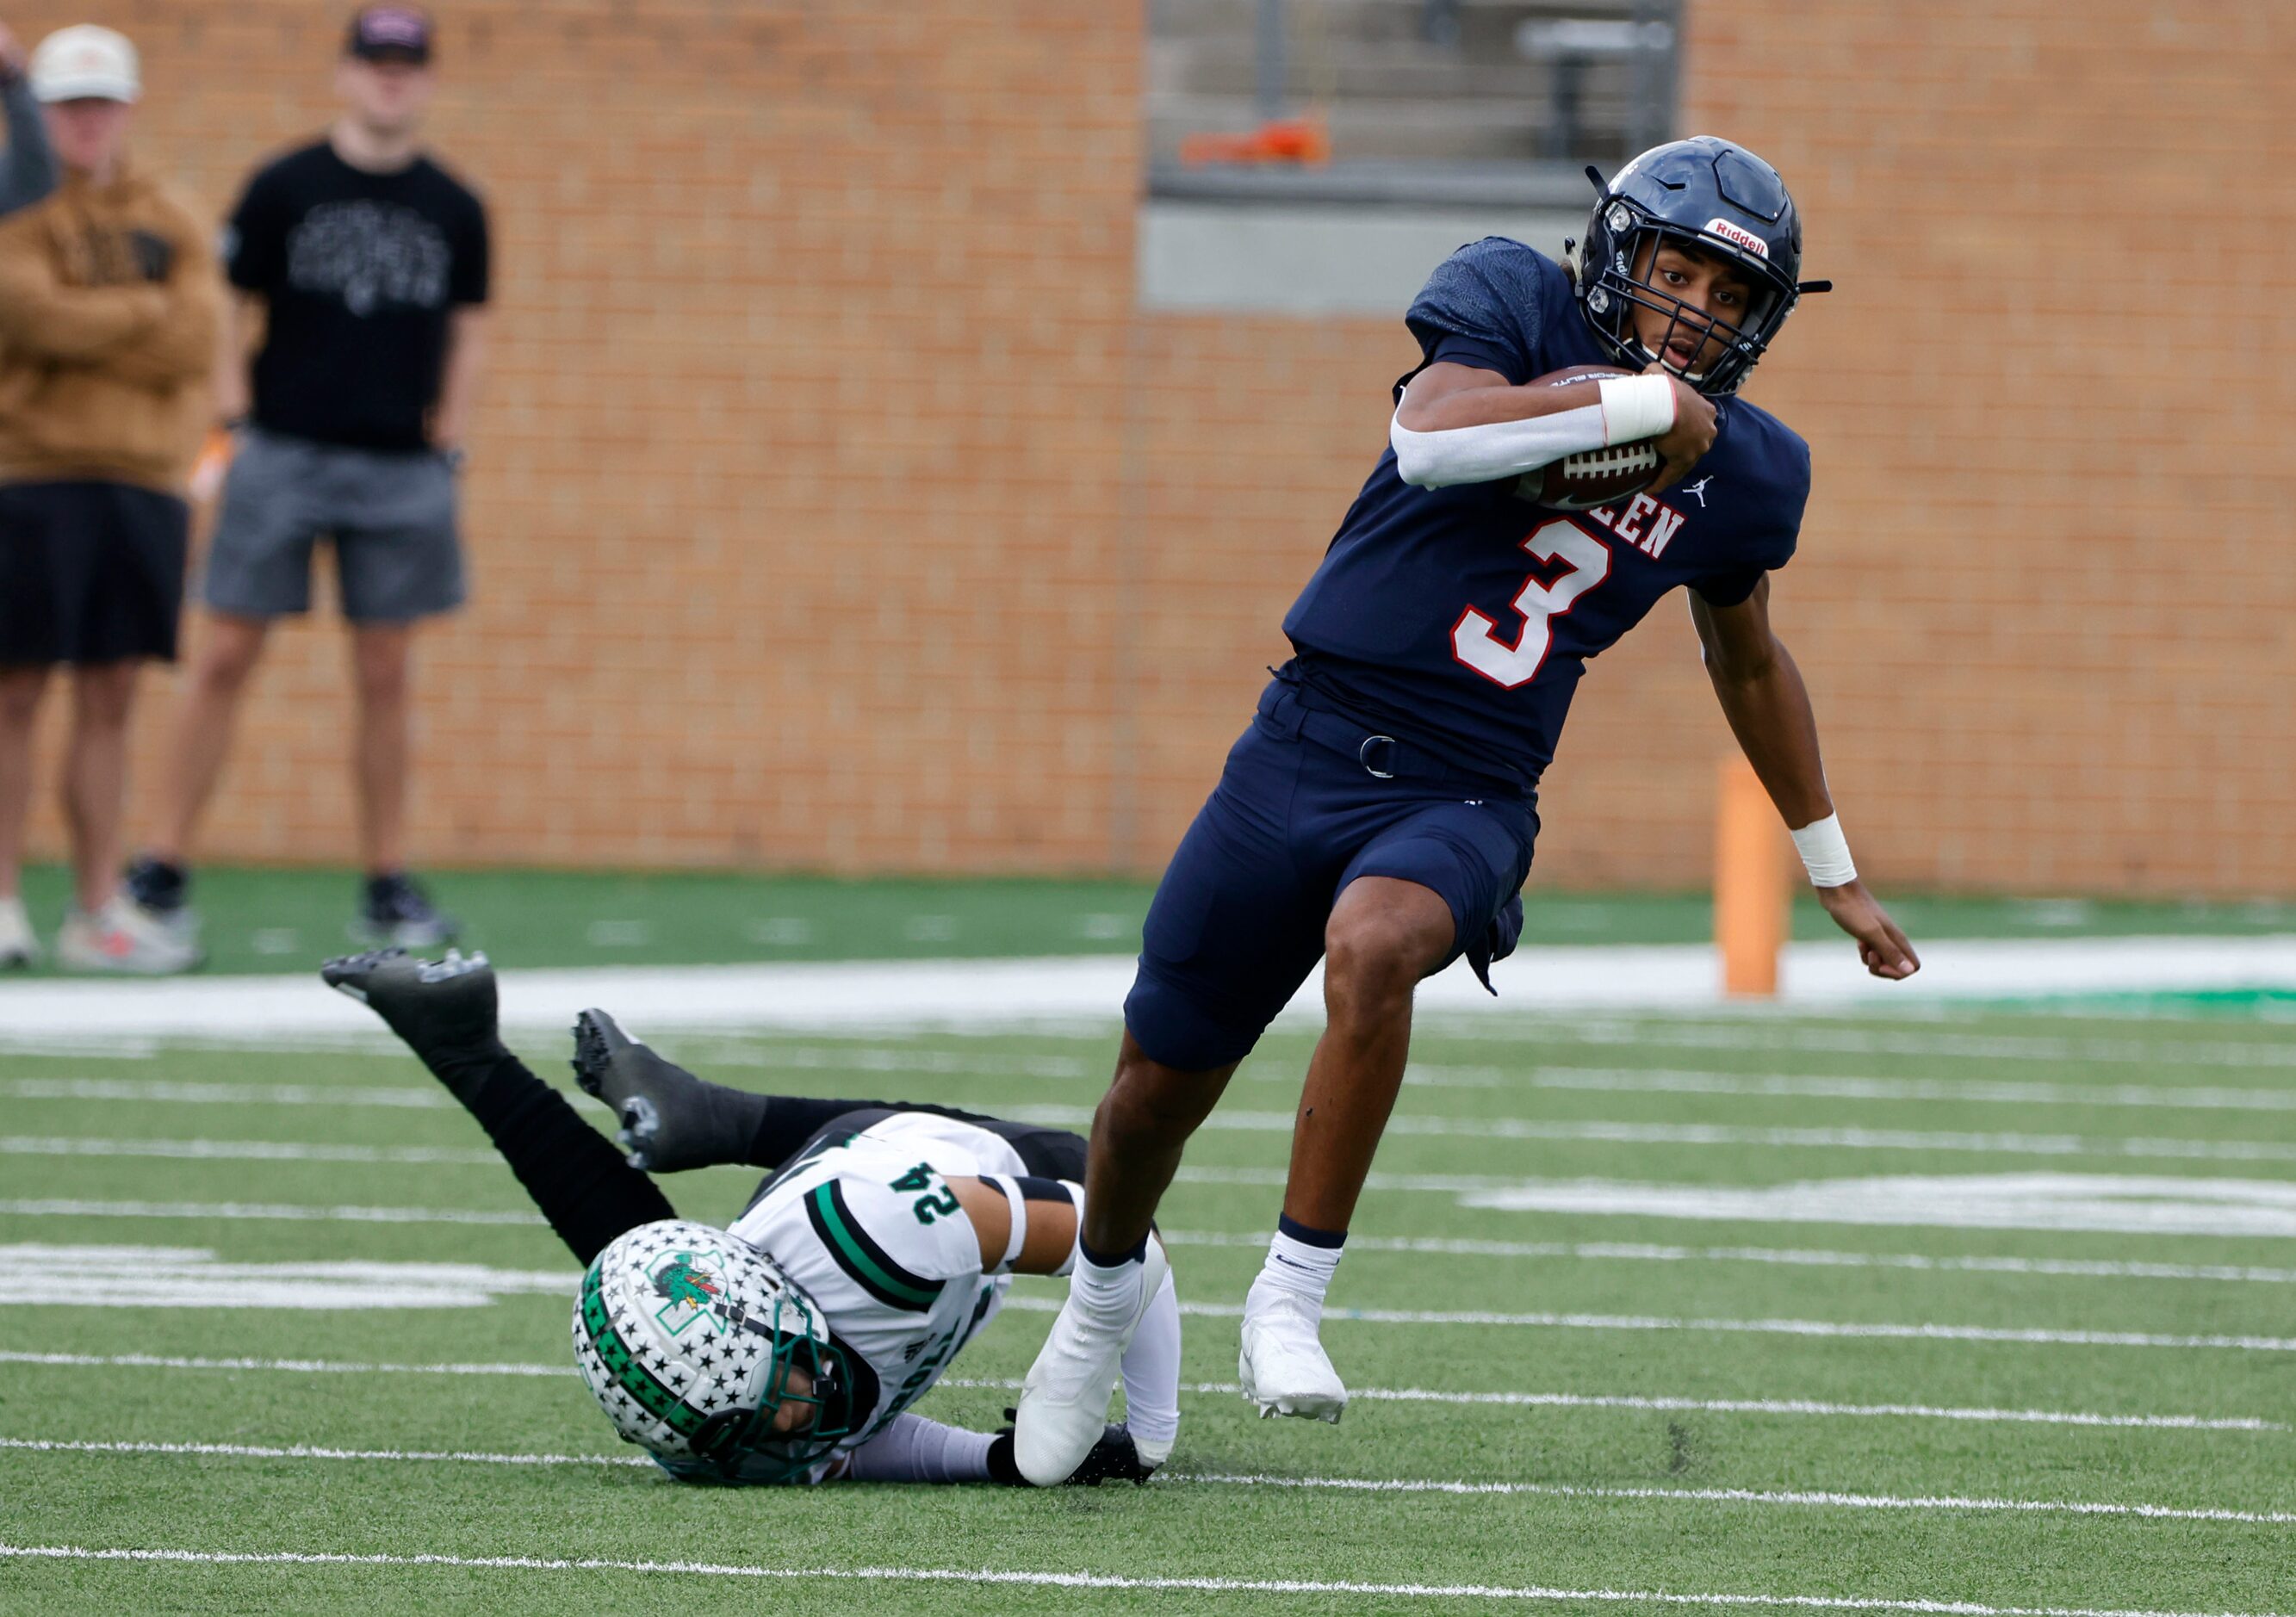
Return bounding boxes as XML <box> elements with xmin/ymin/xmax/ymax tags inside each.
<box><xmin>1012</xmin><ymin>136</ymin><xmax>1921</xmax><ymax>1484</ymax></box>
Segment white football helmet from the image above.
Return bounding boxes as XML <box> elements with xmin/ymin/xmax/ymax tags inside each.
<box><xmin>572</xmin><ymin>1218</ymin><xmax>853</xmax><ymax>1482</ymax></box>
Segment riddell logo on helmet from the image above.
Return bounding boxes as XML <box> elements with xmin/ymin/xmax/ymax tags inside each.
<box><xmin>1703</xmin><ymin>218</ymin><xmax>1770</xmax><ymax>257</ymax></box>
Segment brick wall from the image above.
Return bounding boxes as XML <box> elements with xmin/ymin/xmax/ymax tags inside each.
<box><xmin>19</xmin><ymin>0</ymin><xmax>2295</xmax><ymax>894</ymax></box>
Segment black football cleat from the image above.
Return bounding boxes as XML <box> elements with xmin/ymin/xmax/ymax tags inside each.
<box><xmin>322</xmin><ymin>947</ymin><xmax>501</xmax><ymax>1063</ymax></box>
<box><xmin>571</xmin><ymin>1008</ymin><xmax>762</xmax><ymax>1174</ymax></box>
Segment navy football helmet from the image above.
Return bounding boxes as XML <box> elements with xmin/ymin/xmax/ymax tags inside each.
<box><xmin>1573</xmin><ymin>135</ymin><xmax>1828</xmax><ymax>395</ymax></box>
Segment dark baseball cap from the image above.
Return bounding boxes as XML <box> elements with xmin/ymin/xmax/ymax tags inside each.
<box><xmin>344</xmin><ymin>5</ymin><xmax>433</xmax><ymax>64</ymax></box>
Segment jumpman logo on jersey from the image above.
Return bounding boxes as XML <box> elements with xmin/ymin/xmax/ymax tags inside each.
<box><xmin>1680</xmin><ymin>476</ymin><xmax>1715</xmax><ymax>508</ymax></box>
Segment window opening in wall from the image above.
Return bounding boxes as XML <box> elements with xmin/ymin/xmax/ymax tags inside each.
<box><xmin>1148</xmin><ymin>0</ymin><xmax>1683</xmax><ymax>209</ymax></box>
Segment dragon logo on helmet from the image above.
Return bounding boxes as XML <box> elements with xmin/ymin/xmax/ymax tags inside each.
<box><xmin>648</xmin><ymin>1250</ymin><xmax>723</xmax><ymax>1335</ymax></box>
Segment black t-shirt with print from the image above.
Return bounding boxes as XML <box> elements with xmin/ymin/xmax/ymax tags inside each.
<box><xmin>224</xmin><ymin>140</ymin><xmax>488</xmax><ymax>451</ymax></box>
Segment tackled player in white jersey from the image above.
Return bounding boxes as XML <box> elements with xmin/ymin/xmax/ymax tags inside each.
<box><xmin>323</xmin><ymin>948</ymin><xmax>1179</xmax><ymax>1487</ymax></box>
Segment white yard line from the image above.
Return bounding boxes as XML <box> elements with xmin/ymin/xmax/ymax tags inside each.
<box><xmin>1</xmin><ymin>1078</ymin><xmax>450</xmax><ymax>1108</ymax></box>
<box><xmin>1</xmin><ymin>1544</ymin><xmax>2284</xmax><ymax>1617</ymax></box>
<box><xmin>0</xmin><ymin>1447</ymin><xmax>2288</xmax><ymax>1531</ymax></box>
<box><xmin>695</xmin><ymin>1044</ymin><xmax>1095</xmax><ymax>1081</ymax></box>
<box><xmin>1440</xmin><ymin>1173</ymin><xmax>2296</xmax><ymax>1241</ymax></box>
<box><xmin>15</xmin><ymin>1063</ymin><xmax>2289</xmax><ymax>1118</ymax></box>
<box><xmin>1</xmin><ymin>934</ymin><xmax>2291</xmax><ymax>1044</ymax></box>
<box><xmin>5</xmin><ymin>1352</ymin><xmax>2273</xmax><ymax>1434</ymax></box>
<box><xmin>18</xmin><ymin>1168</ymin><xmax>2296</xmax><ymax>1248</ymax></box>
<box><xmin>0</xmin><ymin>1436</ymin><xmax>638</xmax><ymax>1467</ymax></box>
<box><xmin>9</xmin><ymin>1021</ymin><xmax>2287</xmax><ymax>1073</ymax></box>
<box><xmin>0</xmin><ymin>1243</ymin><xmax>575</xmax><ymax>1310</ymax></box>
<box><xmin>12</xmin><ymin>1438</ymin><xmax>2287</xmax><ymax>1533</ymax></box>
<box><xmin>0</xmin><ymin>1197</ymin><xmax>543</xmax><ymax>1227</ymax></box>
<box><xmin>0</xmin><ymin>1351</ymin><xmax>568</xmax><ymax>1378</ymax></box>
<box><xmin>27</xmin><ymin>1113</ymin><xmax>2291</xmax><ymax>1172</ymax></box>
<box><xmin>9</xmin><ymin>1230</ymin><xmax>2291</xmax><ymax>1344</ymax></box>
<box><xmin>9</xmin><ymin>1198</ymin><xmax>2293</xmax><ymax>1285</ymax></box>
<box><xmin>1219</xmin><ymin>1387</ymin><xmax>2282</xmax><ymax>1431</ymax></box>
<box><xmin>1434</xmin><ymin>1020</ymin><xmax>2296</xmax><ymax>1069</ymax></box>
<box><xmin>1393</xmin><ymin>1067</ymin><xmax>2296</xmax><ymax>1112</ymax></box>
<box><xmin>1176</xmin><ymin>1166</ymin><xmax>2296</xmax><ymax>1239</ymax></box>
<box><xmin>0</xmin><ymin>1137</ymin><xmax>502</xmax><ymax>1165</ymax></box>
<box><xmin>1172</xmin><ymin>1475</ymin><xmax>2296</xmax><ymax>1528</ymax></box>
<box><xmin>1033</xmin><ymin>1297</ymin><xmax>2296</xmax><ymax>1354</ymax></box>
<box><xmin>1159</xmin><ymin>1109</ymin><xmax>2296</xmax><ymax>1164</ymax></box>
<box><xmin>1158</xmin><ymin>1230</ymin><xmax>2296</xmax><ymax>1286</ymax></box>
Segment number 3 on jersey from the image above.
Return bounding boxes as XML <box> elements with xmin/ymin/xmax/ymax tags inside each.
<box><xmin>1451</xmin><ymin>517</ymin><xmax>1611</xmax><ymax>690</ymax></box>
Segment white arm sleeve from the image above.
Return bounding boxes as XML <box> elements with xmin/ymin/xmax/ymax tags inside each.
<box><xmin>835</xmin><ymin>1413</ymin><xmax>998</xmax><ymax>1484</ymax></box>
<box><xmin>1390</xmin><ymin>374</ymin><xmax>1678</xmax><ymax>489</ymax></box>
<box><xmin>1390</xmin><ymin>402</ymin><xmax>1608</xmax><ymax>489</ymax></box>
<box><xmin>1117</xmin><ymin>1260</ymin><xmax>1182</xmax><ymax>1465</ymax></box>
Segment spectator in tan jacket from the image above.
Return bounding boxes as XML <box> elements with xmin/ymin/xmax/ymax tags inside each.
<box><xmin>0</xmin><ymin>24</ymin><xmax>217</xmax><ymax>972</ymax></box>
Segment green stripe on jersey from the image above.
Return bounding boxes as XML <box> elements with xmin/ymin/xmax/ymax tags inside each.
<box><xmin>805</xmin><ymin>1181</ymin><xmax>944</xmax><ymax>1312</ymax></box>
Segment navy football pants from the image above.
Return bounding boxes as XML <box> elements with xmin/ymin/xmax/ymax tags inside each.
<box><xmin>1123</xmin><ymin>679</ymin><xmax>1537</xmax><ymax>1073</ymax></box>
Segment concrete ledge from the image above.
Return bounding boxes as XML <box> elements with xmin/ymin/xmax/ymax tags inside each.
<box><xmin>1139</xmin><ymin>199</ymin><xmax>1579</xmax><ymax>317</ymax></box>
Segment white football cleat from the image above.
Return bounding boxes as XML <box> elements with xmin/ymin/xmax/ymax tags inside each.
<box><xmin>1014</xmin><ymin>1239</ymin><xmax>1170</xmax><ymax>1487</ymax></box>
<box><xmin>1238</xmin><ymin>1278</ymin><xmax>1348</xmax><ymax>1423</ymax></box>
<box><xmin>0</xmin><ymin>896</ymin><xmax>39</xmax><ymax>969</ymax></box>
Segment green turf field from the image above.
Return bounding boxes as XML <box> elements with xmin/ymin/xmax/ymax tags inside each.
<box><xmin>13</xmin><ymin>859</ymin><xmax>2296</xmax><ymax>975</ymax></box>
<box><xmin>3</xmin><ymin>996</ymin><xmax>2293</xmax><ymax>1612</ymax></box>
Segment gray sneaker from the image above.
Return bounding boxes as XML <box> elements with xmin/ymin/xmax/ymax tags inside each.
<box><xmin>122</xmin><ymin>856</ymin><xmax>200</xmax><ymax>943</ymax></box>
<box><xmin>353</xmin><ymin>872</ymin><xmax>460</xmax><ymax>950</ymax></box>
<box><xmin>58</xmin><ymin>898</ymin><xmax>202</xmax><ymax>975</ymax></box>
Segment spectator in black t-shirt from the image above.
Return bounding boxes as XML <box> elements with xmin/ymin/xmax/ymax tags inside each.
<box><xmin>129</xmin><ymin>5</ymin><xmax>487</xmax><ymax>950</ymax></box>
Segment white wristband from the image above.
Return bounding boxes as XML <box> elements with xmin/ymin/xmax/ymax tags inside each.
<box><xmin>1790</xmin><ymin>813</ymin><xmax>1858</xmax><ymax>888</ymax></box>
<box><xmin>1597</xmin><ymin>374</ymin><xmax>1678</xmax><ymax>446</ymax></box>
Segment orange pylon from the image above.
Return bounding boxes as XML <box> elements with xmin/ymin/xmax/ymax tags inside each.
<box><xmin>1715</xmin><ymin>758</ymin><xmax>1787</xmax><ymax>998</ymax></box>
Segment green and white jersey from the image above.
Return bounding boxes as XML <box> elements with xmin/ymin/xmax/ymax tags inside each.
<box><xmin>727</xmin><ymin>1112</ymin><xmax>1027</xmax><ymax>1472</ymax></box>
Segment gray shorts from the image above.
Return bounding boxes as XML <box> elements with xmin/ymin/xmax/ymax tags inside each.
<box><xmin>202</xmin><ymin>426</ymin><xmax>466</xmax><ymax>623</ymax></box>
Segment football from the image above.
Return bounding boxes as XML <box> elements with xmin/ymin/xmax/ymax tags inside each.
<box><xmin>1515</xmin><ymin>364</ymin><xmax>1667</xmax><ymax>511</ymax></box>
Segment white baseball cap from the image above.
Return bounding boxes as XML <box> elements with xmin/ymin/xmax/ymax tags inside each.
<box><xmin>29</xmin><ymin>25</ymin><xmax>142</xmax><ymax>104</ymax></box>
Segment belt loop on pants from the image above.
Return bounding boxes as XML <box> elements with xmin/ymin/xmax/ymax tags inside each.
<box><xmin>1254</xmin><ymin>679</ymin><xmax>1307</xmax><ymax>740</ymax></box>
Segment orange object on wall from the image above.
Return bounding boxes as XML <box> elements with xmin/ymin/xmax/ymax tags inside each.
<box><xmin>1178</xmin><ymin>118</ymin><xmax>1330</xmax><ymax>167</ymax></box>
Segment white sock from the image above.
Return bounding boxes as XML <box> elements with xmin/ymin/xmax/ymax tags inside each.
<box><xmin>1118</xmin><ymin>1265</ymin><xmax>1182</xmax><ymax>1456</ymax></box>
<box><xmin>1253</xmin><ymin>1227</ymin><xmax>1343</xmax><ymax>1315</ymax></box>
<box><xmin>1070</xmin><ymin>1249</ymin><xmax>1145</xmax><ymax>1328</ymax></box>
